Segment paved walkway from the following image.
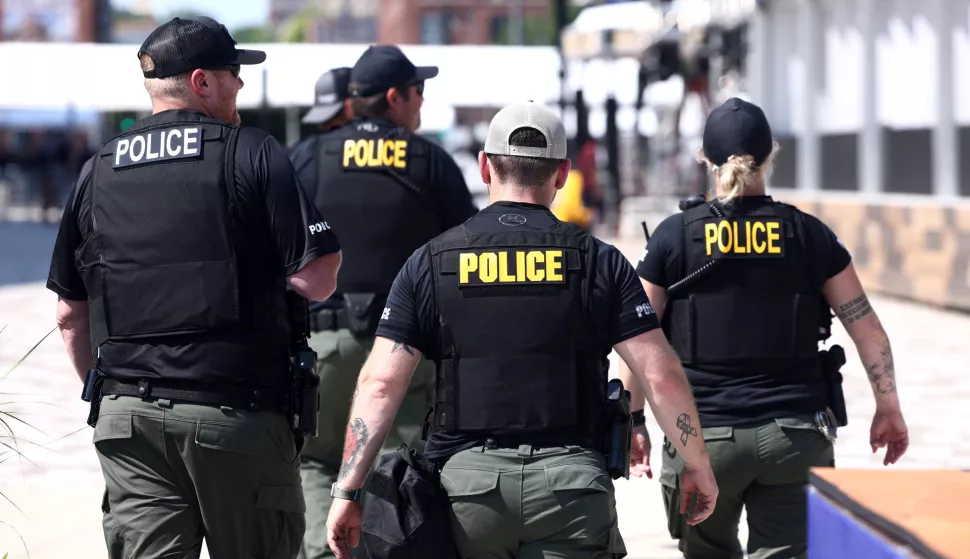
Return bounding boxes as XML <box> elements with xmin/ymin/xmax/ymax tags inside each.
<box><xmin>1</xmin><ymin>237</ymin><xmax>969</xmax><ymax>558</ymax></box>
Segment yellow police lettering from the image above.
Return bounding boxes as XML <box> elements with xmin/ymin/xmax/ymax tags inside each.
<box><xmin>546</xmin><ymin>250</ymin><xmax>563</xmax><ymax>281</ymax></box>
<box><xmin>459</xmin><ymin>253</ymin><xmax>477</xmax><ymax>284</ymax></box>
<box><xmin>767</xmin><ymin>222</ymin><xmax>782</xmax><ymax>254</ymax></box>
<box><xmin>732</xmin><ymin>221</ymin><xmax>746</xmax><ymax>253</ymax></box>
<box><xmin>705</xmin><ymin>219</ymin><xmax>783</xmax><ymax>256</ymax></box>
<box><xmin>383</xmin><ymin>139</ymin><xmax>395</xmax><ymax>166</ymax></box>
<box><xmin>354</xmin><ymin>140</ymin><xmax>368</xmax><ymax>167</ymax></box>
<box><xmin>394</xmin><ymin>140</ymin><xmax>407</xmax><ymax>168</ymax></box>
<box><xmin>526</xmin><ymin>251</ymin><xmax>544</xmax><ymax>281</ymax></box>
<box><xmin>458</xmin><ymin>250</ymin><xmax>566</xmax><ymax>284</ymax></box>
<box><xmin>752</xmin><ymin>221</ymin><xmax>766</xmax><ymax>253</ymax></box>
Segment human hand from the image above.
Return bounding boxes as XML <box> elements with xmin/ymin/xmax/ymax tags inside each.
<box><xmin>870</xmin><ymin>409</ymin><xmax>909</xmax><ymax>466</ymax></box>
<box><xmin>326</xmin><ymin>497</ymin><xmax>362</xmax><ymax>559</ymax></box>
<box><xmin>678</xmin><ymin>462</ymin><xmax>718</xmax><ymax>526</ymax></box>
<box><xmin>629</xmin><ymin>424</ymin><xmax>652</xmax><ymax>478</ymax></box>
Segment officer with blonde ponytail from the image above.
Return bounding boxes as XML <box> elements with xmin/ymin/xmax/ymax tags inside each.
<box><xmin>619</xmin><ymin>97</ymin><xmax>909</xmax><ymax>558</ymax></box>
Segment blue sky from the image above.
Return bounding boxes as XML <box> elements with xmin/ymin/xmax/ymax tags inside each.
<box><xmin>113</xmin><ymin>0</ymin><xmax>269</xmax><ymax>30</ymax></box>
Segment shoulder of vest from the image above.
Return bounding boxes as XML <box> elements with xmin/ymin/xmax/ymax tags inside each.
<box><xmin>427</xmin><ymin>223</ymin><xmax>472</xmax><ymax>254</ymax></box>
<box><xmin>682</xmin><ymin>202</ymin><xmax>717</xmax><ymax>225</ymax></box>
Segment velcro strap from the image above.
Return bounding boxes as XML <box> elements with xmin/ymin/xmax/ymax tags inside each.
<box><xmin>101</xmin><ymin>378</ymin><xmax>287</xmax><ymax>413</ymax></box>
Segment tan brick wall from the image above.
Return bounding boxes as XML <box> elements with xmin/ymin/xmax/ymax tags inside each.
<box><xmin>771</xmin><ymin>190</ymin><xmax>970</xmax><ymax>312</ymax></box>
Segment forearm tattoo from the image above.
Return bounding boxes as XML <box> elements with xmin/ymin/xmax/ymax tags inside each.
<box><xmin>836</xmin><ymin>294</ymin><xmax>873</xmax><ymax>324</ymax></box>
<box><xmin>337</xmin><ymin>418</ymin><xmax>369</xmax><ymax>483</ymax></box>
<box><xmin>676</xmin><ymin>413</ymin><xmax>698</xmax><ymax>446</ymax></box>
<box><xmin>391</xmin><ymin>341</ymin><xmax>414</xmax><ymax>355</ymax></box>
<box><xmin>866</xmin><ymin>346</ymin><xmax>897</xmax><ymax>395</ymax></box>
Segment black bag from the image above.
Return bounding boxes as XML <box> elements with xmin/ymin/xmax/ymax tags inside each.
<box><xmin>360</xmin><ymin>445</ymin><xmax>460</xmax><ymax>559</ymax></box>
<box><xmin>343</xmin><ymin>293</ymin><xmax>380</xmax><ymax>338</ymax></box>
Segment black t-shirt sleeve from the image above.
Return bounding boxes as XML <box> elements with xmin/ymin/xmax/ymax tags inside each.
<box><xmin>238</xmin><ymin>128</ymin><xmax>340</xmax><ymax>277</ymax></box>
<box><xmin>288</xmin><ymin>135</ymin><xmax>318</xmax><ymax>204</ymax></box>
<box><xmin>428</xmin><ymin>144</ymin><xmax>478</xmax><ymax>228</ymax></box>
<box><xmin>801</xmin><ymin>212</ymin><xmax>852</xmax><ymax>280</ymax></box>
<box><xmin>635</xmin><ymin>214</ymin><xmax>684</xmax><ymax>288</ymax></box>
<box><xmin>374</xmin><ymin>245</ymin><xmax>437</xmax><ymax>355</ymax></box>
<box><xmin>46</xmin><ymin>156</ymin><xmax>94</xmax><ymax>301</ymax></box>
<box><xmin>596</xmin><ymin>242</ymin><xmax>661</xmax><ymax>345</ymax></box>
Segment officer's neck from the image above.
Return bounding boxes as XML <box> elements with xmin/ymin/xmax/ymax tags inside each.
<box><xmin>151</xmin><ymin>99</ymin><xmax>211</xmax><ymax>119</ymax></box>
<box><xmin>716</xmin><ymin>180</ymin><xmax>767</xmax><ymax>198</ymax></box>
<box><xmin>487</xmin><ymin>183</ymin><xmax>554</xmax><ymax>208</ymax></box>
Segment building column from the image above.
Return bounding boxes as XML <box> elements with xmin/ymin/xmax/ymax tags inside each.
<box><xmin>934</xmin><ymin>0</ymin><xmax>958</xmax><ymax>197</ymax></box>
<box><xmin>747</xmin><ymin>2</ymin><xmax>773</xmax><ymax>115</ymax></box>
<box><xmin>285</xmin><ymin>107</ymin><xmax>301</xmax><ymax>148</ymax></box>
<box><xmin>797</xmin><ymin>0</ymin><xmax>822</xmax><ymax>192</ymax></box>
<box><xmin>858</xmin><ymin>0</ymin><xmax>883</xmax><ymax>193</ymax></box>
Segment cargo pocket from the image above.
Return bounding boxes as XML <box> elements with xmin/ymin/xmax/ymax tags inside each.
<box><xmin>545</xmin><ymin>463</ymin><xmax>615</xmax><ymax>540</ymax></box>
<box><xmin>101</xmin><ymin>486</ymin><xmax>131</xmax><ymax>559</ymax></box>
<box><xmin>774</xmin><ymin>417</ymin><xmax>835</xmax><ymax>468</ymax></box>
<box><xmin>439</xmin><ymin>468</ymin><xmax>500</xmax><ymax>498</ymax></box>
<box><xmin>252</xmin><ymin>485</ymin><xmax>306</xmax><ymax>559</ymax></box>
<box><xmin>92</xmin><ymin>414</ymin><xmax>133</xmax><ymax>446</ymax></box>
<box><xmin>195</xmin><ymin>421</ymin><xmax>265</xmax><ymax>456</ymax></box>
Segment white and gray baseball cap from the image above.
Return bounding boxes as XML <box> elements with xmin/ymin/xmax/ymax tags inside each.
<box><xmin>484</xmin><ymin>101</ymin><xmax>567</xmax><ymax>160</ymax></box>
<box><xmin>302</xmin><ymin>67</ymin><xmax>352</xmax><ymax>124</ymax></box>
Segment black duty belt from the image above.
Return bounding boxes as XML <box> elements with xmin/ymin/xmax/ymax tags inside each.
<box><xmin>100</xmin><ymin>378</ymin><xmax>288</xmax><ymax>414</ymax></box>
<box><xmin>309</xmin><ymin>307</ymin><xmax>351</xmax><ymax>332</ymax></box>
<box><xmin>480</xmin><ymin>432</ymin><xmax>600</xmax><ymax>451</ymax></box>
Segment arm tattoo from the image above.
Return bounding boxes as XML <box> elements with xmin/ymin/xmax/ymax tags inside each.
<box><xmin>676</xmin><ymin>413</ymin><xmax>698</xmax><ymax>446</ymax></box>
<box><xmin>336</xmin><ymin>418</ymin><xmax>369</xmax><ymax>483</ymax></box>
<box><xmin>836</xmin><ymin>294</ymin><xmax>874</xmax><ymax>324</ymax></box>
<box><xmin>865</xmin><ymin>346</ymin><xmax>897</xmax><ymax>395</ymax></box>
<box><xmin>391</xmin><ymin>341</ymin><xmax>414</xmax><ymax>355</ymax></box>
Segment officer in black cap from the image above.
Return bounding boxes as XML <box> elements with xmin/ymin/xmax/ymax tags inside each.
<box><xmin>47</xmin><ymin>15</ymin><xmax>343</xmax><ymax>559</ymax></box>
<box><xmin>324</xmin><ymin>101</ymin><xmax>718</xmax><ymax>559</ymax></box>
<box><xmin>290</xmin><ymin>44</ymin><xmax>479</xmax><ymax>559</ymax></box>
<box><xmin>622</xmin><ymin>97</ymin><xmax>910</xmax><ymax>558</ymax></box>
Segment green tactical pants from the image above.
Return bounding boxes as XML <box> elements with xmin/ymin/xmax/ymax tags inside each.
<box><xmin>659</xmin><ymin>415</ymin><xmax>835</xmax><ymax>559</ymax></box>
<box><xmin>439</xmin><ymin>444</ymin><xmax>627</xmax><ymax>559</ymax></box>
<box><xmin>94</xmin><ymin>394</ymin><xmax>305</xmax><ymax>559</ymax></box>
<box><xmin>299</xmin><ymin>328</ymin><xmax>434</xmax><ymax>559</ymax></box>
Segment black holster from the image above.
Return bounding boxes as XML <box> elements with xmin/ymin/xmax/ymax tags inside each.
<box><xmin>361</xmin><ymin>445</ymin><xmax>460</xmax><ymax>559</ymax></box>
<box><xmin>286</xmin><ymin>290</ymin><xmax>320</xmax><ymax>437</ymax></box>
<box><xmin>819</xmin><ymin>345</ymin><xmax>848</xmax><ymax>427</ymax></box>
<box><xmin>342</xmin><ymin>293</ymin><xmax>383</xmax><ymax>338</ymax></box>
<box><xmin>81</xmin><ymin>368</ymin><xmax>106</xmax><ymax>427</ymax></box>
<box><xmin>604</xmin><ymin>379</ymin><xmax>632</xmax><ymax>480</ymax></box>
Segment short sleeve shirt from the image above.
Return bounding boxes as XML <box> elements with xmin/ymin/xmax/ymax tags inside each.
<box><xmin>47</xmin><ymin>110</ymin><xmax>340</xmax><ymax>301</ymax></box>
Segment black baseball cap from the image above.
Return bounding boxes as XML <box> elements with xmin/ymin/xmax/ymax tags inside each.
<box><xmin>137</xmin><ymin>16</ymin><xmax>266</xmax><ymax>79</ymax></box>
<box><xmin>350</xmin><ymin>45</ymin><xmax>438</xmax><ymax>98</ymax></box>
<box><xmin>702</xmin><ymin>97</ymin><xmax>774</xmax><ymax>167</ymax></box>
<box><xmin>303</xmin><ymin>68</ymin><xmax>352</xmax><ymax>124</ymax></box>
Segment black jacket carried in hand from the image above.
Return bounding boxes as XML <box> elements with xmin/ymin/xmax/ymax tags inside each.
<box><xmin>360</xmin><ymin>445</ymin><xmax>459</xmax><ymax>559</ymax></box>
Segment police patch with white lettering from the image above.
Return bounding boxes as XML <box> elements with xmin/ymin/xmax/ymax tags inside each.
<box><xmin>112</xmin><ymin>127</ymin><xmax>203</xmax><ymax>169</ymax></box>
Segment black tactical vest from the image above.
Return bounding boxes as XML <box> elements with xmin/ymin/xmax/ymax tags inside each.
<box><xmin>315</xmin><ymin>118</ymin><xmax>445</xmax><ymax>297</ymax></box>
<box><xmin>426</xmin><ymin>207</ymin><xmax>611</xmax><ymax>446</ymax></box>
<box><xmin>665</xmin><ymin>201</ymin><xmax>822</xmax><ymax>367</ymax></box>
<box><xmin>80</xmin><ymin>111</ymin><xmax>290</xmax><ymax>385</ymax></box>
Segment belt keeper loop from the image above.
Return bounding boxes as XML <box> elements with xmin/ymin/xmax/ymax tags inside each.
<box><xmin>137</xmin><ymin>379</ymin><xmax>151</xmax><ymax>399</ymax></box>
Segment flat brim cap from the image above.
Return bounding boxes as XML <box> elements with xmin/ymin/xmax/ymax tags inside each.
<box><xmin>702</xmin><ymin>97</ymin><xmax>773</xmax><ymax>167</ymax></box>
<box><xmin>303</xmin><ymin>67</ymin><xmax>352</xmax><ymax>124</ymax></box>
<box><xmin>350</xmin><ymin>45</ymin><xmax>438</xmax><ymax>97</ymax></box>
<box><xmin>484</xmin><ymin>101</ymin><xmax>567</xmax><ymax>160</ymax></box>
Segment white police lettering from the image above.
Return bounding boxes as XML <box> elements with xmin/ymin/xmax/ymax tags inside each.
<box><xmin>113</xmin><ymin>127</ymin><xmax>203</xmax><ymax>169</ymax></box>
<box><xmin>638</xmin><ymin>249</ymin><xmax>648</xmax><ymax>262</ymax></box>
<box><xmin>381</xmin><ymin>308</ymin><xmax>391</xmax><ymax>320</ymax></box>
<box><xmin>635</xmin><ymin>302</ymin><xmax>654</xmax><ymax>319</ymax></box>
<box><xmin>308</xmin><ymin>221</ymin><xmax>331</xmax><ymax>235</ymax></box>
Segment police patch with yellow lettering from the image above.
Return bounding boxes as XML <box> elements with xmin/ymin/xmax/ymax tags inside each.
<box><xmin>342</xmin><ymin>138</ymin><xmax>408</xmax><ymax>170</ymax></box>
<box><xmin>703</xmin><ymin>218</ymin><xmax>785</xmax><ymax>259</ymax></box>
<box><xmin>457</xmin><ymin>249</ymin><xmax>567</xmax><ymax>287</ymax></box>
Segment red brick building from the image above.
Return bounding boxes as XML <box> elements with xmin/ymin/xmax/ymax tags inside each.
<box><xmin>377</xmin><ymin>0</ymin><xmax>551</xmax><ymax>45</ymax></box>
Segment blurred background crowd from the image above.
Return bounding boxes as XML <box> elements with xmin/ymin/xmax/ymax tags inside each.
<box><xmin>0</xmin><ymin>0</ymin><xmax>756</xmax><ymax>235</ymax></box>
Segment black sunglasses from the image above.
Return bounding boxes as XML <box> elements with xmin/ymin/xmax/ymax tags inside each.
<box><xmin>204</xmin><ymin>65</ymin><xmax>240</xmax><ymax>79</ymax></box>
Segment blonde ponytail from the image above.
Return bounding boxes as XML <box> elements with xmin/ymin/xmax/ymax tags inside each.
<box><xmin>697</xmin><ymin>141</ymin><xmax>780</xmax><ymax>205</ymax></box>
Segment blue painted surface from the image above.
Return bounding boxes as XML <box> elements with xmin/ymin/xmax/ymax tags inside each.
<box><xmin>807</xmin><ymin>487</ymin><xmax>909</xmax><ymax>559</ymax></box>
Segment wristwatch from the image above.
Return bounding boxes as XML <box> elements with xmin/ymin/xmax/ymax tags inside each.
<box><xmin>631</xmin><ymin>410</ymin><xmax>646</xmax><ymax>427</ymax></box>
<box><xmin>330</xmin><ymin>483</ymin><xmax>361</xmax><ymax>501</ymax></box>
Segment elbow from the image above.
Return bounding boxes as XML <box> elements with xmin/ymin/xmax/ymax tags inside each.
<box><xmin>55</xmin><ymin>299</ymin><xmax>87</xmax><ymax>332</ymax></box>
<box><xmin>288</xmin><ymin>251</ymin><xmax>342</xmax><ymax>302</ymax></box>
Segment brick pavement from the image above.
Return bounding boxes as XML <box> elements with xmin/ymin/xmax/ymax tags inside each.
<box><xmin>1</xmin><ymin>237</ymin><xmax>969</xmax><ymax>558</ymax></box>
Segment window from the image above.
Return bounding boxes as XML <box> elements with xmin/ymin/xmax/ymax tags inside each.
<box><xmin>420</xmin><ymin>11</ymin><xmax>446</xmax><ymax>44</ymax></box>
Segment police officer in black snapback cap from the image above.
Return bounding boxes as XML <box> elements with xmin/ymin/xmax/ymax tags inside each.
<box><xmin>47</xmin><ymin>15</ymin><xmax>344</xmax><ymax>559</ymax></box>
<box><xmin>294</xmin><ymin>44</ymin><xmax>478</xmax><ymax>559</ymax></box>
<box><xmin>620</xmin><ymin>97</ymin><xmax>909</xmax><ymax>558</ymax></box>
